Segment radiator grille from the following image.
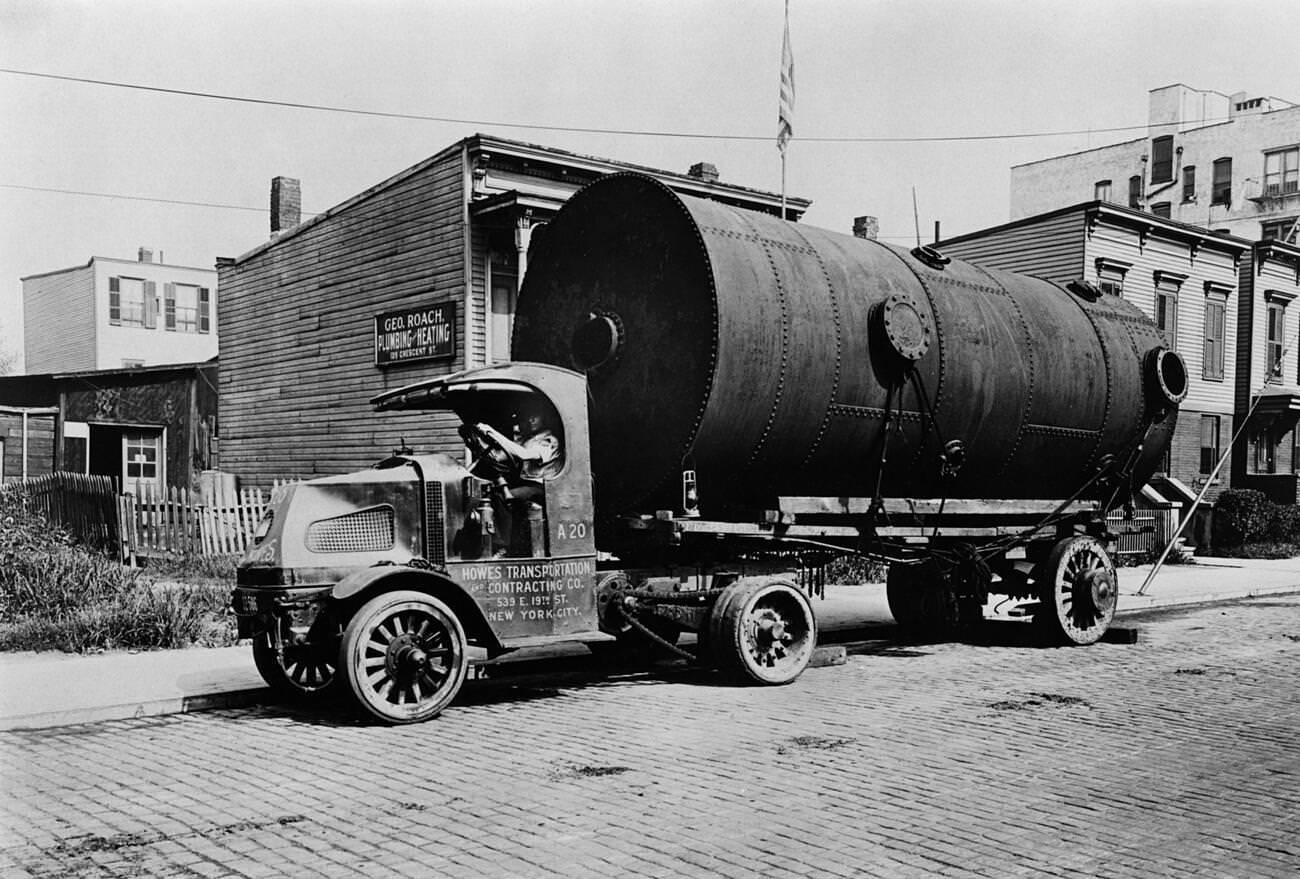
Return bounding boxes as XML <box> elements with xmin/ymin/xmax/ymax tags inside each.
<box><xmin>305</xmin><ymin>505</ymin><xmax>395</xmax><ymax>553</ymax></box>
<box><xmin>424</xmin><ymin>483</ymin><xmax>446</xmax><ymax>567</ymax></box>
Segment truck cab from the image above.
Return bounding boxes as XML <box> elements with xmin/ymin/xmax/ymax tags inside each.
<box><xmin>232</xmin><ymin>363</ymin><xmax>604</xmax><ymax>723</ymax></box>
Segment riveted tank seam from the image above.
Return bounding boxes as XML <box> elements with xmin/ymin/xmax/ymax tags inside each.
<box><xmin>829</xmin><ymin>404</ymin><xmax>923</xmax><ymax>422</ymax></box>
<box><xmin>968</xmin><ymin>263</ymin><xmax>1036</xmax><ymax>479</ymax></box>
<box><xmin>1060</xmin><ymin>284</ymin><xmax>1115</xmax><ymax>481</ymax></box>
<box><xmin>780</xmin><ymin>222</ymin><xmax>843</xmax><ymax>473</ymax></box>
<box><xmin>732</xmin><ymin>210</ymin><xmax>789</xmax><ymax>471</ymax></box>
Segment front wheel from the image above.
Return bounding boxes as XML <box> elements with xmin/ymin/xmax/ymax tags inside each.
<box><xmin>339</xmin><ymin>590</ymin><xmax>469</xmax><ymax>724</ymax></box>
<box><xmin>708</xmin><ymin>577</ymin><xmax>816</xmax><ymax>685</ymax></box>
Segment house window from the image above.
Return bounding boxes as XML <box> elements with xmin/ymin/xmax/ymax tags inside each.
<box><xmin>1151</xmin><ymin>201</ymin><xmax>1172</xmax><ymax>218</ymax></box>
<box><xmin>110</xmin><ymin>277</ymin><xmax>144</xmax><ymax>326</ymax></box>
<box><xmin>1182</xmin><ymin>166</ymin><xmax>1196</xmax><ymax>202</ymax></box>
<box><xmin>165</xmin><ymin>284</ymin><xmax>211</xmax><ymax>334</ymax></box>
<box><xmin>1094</xmin><ymin>179</ymin><xmax>1112</xmax><ymax>202</ymax></box>
<box><xmin>1128</xmin><ymin>175</ymin><xmax>1143</xmax><ymax>209</ymax></box>
<box><xmin>1097</xmin><ymin>263</ymin><xmax>1127</xmax><ymax>298</ymax></box>
<box><xmin>1212</xmin><ymin>157</ymin><xmax>1232</xmax><ymax>205</ymax></box>
<box><xmin>1266</xmin><ymin>300</ymin><xmax>1286</xmax><ymax>382</ymax></box>
<box><xmin>1203</xmin><ymin>293</ymin><xmax>1226</xmax><ymax>381</ymax></box>
<box><xmin>108</xmin><ymin>277</ymin><xmax>157</xmax><ymax>328</ymax></box>
<box><xmin>1263</xmin><ymin>146</ymin><xmax>1299</xmax><ymax>196</ymax></box>
<box><xmin>1200</xmin><ymin>415</ymin><xmax>1220</xmax><ymax>475</ymax></box>
<box><xmin>1151</xmin><ymin>136</ymin><xmax>1174</xmax><ymax>184</ymax></box>
<box><xmin>1262</xmin><ymin>217</ymin><xmax>1298</xmax><ymax>243</ymax></box>
<box><xmin>1252</xmin><ymin>430</ymin><xmax>1276</xmax><ymax>474</ymax></box>
<box><xmin>1154</xmin><ymin>273</ymin><xmax>1181</xmax><ymax>349</ymax></box>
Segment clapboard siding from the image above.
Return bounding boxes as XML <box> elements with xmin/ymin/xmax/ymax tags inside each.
<box><xmin>1084</xmin><ymin>227</ymin><xmax>1239</xmax><ymax>415</ymax></box>
<box><xmin>22</xmin><ymin>263</ymin><xmax>96</xmax><ymax>373</ymax></box>
<box><xmin>219</xmin><ymin>148</ymin><xmax>468</xmax><ymax>489</ymax></box>
<box><xmin>938</xmin><ymin>212</ymin><xmax>1085</xmax><ymax>283</ymax></box>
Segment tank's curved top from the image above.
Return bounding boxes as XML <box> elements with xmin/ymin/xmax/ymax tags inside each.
<box><xmin>515</xmin><ymin>173</ymin><xmax>1181</xmax><ymax>519</ymax></box>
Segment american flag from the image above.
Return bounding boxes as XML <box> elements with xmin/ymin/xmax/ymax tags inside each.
<box><xmin>778</xmin><ymin>1</ymin><xmax>794</xmax><ymax>155</ymax></box>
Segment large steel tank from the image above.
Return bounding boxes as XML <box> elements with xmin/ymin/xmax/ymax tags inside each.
<box><xmin>513</xmin><ymin>173</ymin><xmax>1185</xmax><ymax>519</ymax></box>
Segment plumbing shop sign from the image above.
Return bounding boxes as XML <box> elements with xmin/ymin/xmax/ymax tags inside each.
<box><xmin>374</xmin><ymin>302</ymin><xmax>456</xmax><ymax>366</ymax></box>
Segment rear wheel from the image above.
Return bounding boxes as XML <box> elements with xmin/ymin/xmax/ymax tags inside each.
<box><xmin>708</xmin><ymin>578</ymin><xmax>816</xmax><ymax>684</ymax></box>
<box><xmin>339</xmin><ymin>590</ymin><xmax>469</xmax><ymax>724</ymax></box>
<box><xmin>253</xmin><ymin>635</ymin><xmax>337</xmax><ymax>698</ymax></box>
<box><xmin>1035</xmin><ymin>536</ymin><xmax>1117</xmax><ymax>645</ymax></box>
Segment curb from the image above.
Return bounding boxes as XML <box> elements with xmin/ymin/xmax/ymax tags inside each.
<box><xmin>1117</xmin><ymin>583</ymin><xmax>1300</xmax><ymax>614</ymax></box>
<box><xmin>0</xmin><ymin>687</ymin><xmax>273</xmax><ymax>732</ymax></box>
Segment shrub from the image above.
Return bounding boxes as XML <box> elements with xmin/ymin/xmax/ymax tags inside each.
<box><xmin>1213</xmin><ymin>489</ymin><xmax>1274</xmax><ymax>548</ymax></box>
<box><xmin>1267</xmin><ymin>503</ymin><xmax>1300</xmax><ymax>543</ymax></box>
<box><xmin>0</xmin><ymin>498</ymin><xmax>237</xmax><ymax>652</ymax></box>
<box><xmin>825</xmin><ymin>554</ymin><xmax>886</xmax><ymax>585</ymax></box>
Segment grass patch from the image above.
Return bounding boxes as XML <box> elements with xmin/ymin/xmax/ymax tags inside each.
<box><xmin>0</xmin><ymin>503</ymin><xmax>237</xmax><ymax>653</ymax></box>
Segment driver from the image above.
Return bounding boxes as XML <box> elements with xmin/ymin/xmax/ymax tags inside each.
<box><xmin>461</xmin><ymin>400</ymin><xmax>563</xmax><ymax>557</ymax></box>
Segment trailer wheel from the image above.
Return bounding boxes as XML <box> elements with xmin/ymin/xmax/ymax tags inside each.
<box><xmin>1035</xmin><ymin>536</ymin><xmax>1117</xmax><ymax>645</ymax></box>
<box><xmin>339</xmin><ymin>590</ymin><xmax>469</xmax><ymax>724</ymax></box>
<box><xmin>709</xmin><ymin>578</ymin><xmax>816</xmax><ymax>685</ymax></box>
<box><xmin>253</xmin><ymin>635</ymin><xmax>337</xmax><ymax>698</ymax></box>
<box><xmin>886</xmin><ymin>561</ymin><xmax>963</xmax><ymax>637</ymax></box>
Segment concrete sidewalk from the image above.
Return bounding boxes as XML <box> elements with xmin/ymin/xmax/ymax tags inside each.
<box><xmin>3</xmin><ymin>556</ymin><xmax>1299</xmax><ymax>731</ymax></box>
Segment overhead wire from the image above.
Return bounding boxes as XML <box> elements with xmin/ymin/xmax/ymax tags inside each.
<box><xmin>0</xmin><ymin>66</ymin><xmax>1223</xmax><ymax>145</ymax></box>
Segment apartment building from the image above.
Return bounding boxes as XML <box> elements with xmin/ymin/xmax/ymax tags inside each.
<box><xmin>1011</xmin><ymin>84</ymin><xmax>1299</xmax><ymax>244</ymax></box>
<box><xmin>21</xmin><ymin>248</ymin><xmax>217</xmax><ymax>374</ymax></box>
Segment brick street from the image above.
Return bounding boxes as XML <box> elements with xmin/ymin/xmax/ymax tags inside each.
<box><xmin>2</xmin><ymin>595</ymin><xmax>1298</xmax><ymax>879</ymax></box>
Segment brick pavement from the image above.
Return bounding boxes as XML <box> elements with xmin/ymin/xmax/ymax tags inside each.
<box><xmin>2</xmin><ymin>595</ymin><xmax>1298</xmax><ymax>878</ymax></box>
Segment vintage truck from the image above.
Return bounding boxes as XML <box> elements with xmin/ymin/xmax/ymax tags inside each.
<box><xmin>231</xmin><ymin>173</ymin><xmax>1185</xmax><ymax>723</ymax></box>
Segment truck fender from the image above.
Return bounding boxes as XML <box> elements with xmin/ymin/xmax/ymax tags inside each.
<box><xmin>331</xmin><ymin>565</ymin><xmax>500</xmax><ymax>653</ymax></box>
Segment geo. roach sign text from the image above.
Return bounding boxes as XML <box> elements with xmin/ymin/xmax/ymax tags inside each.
<box><xmin>374</xmin><ymin>301</ymin><xmax>456</xmax><ymax>366</ymax></box>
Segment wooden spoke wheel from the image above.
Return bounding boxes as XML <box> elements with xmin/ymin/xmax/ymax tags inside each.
<box><xmin>253</xmin><ymin>634</ymin><xmax>337</xmax><ymax>698</ymax></box>
<box><xmin>340</xmin><ymin>591</ymin><xmax>469</xmax><ymax>724</ymax></box>
<box><xmin>708</xmin><ymin>578</ymin><xmax>816</xmax><ymax>685</ymax></box>
<box><xmin>1036</xmin><ymin>536</ymin><xmax>1117</xmax><ymax>645</ymax></box>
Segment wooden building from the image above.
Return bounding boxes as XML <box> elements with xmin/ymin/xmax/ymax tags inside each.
<box><xmin>217</xmin><ymin>134</ymin><xmax>810</xmax><ymax>489</ymax></box>
<box><xmin>1232</xmin><ymin>238</ymin><xmax>1300</xmax><ymax>501</ymax></box>
<box><xmin>0</xmin><ymin>361</ymin><xmax>218</xmax><ymax>491</ymax></box>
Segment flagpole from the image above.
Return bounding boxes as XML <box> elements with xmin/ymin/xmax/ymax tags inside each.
<box><xmin>781</xmin><ymin>153</ymin><xmax>787</xmax><ymax>220</ymax></box>
<box><xmin>778</xmin><ymin>0</ymin><xmax>793</xmax><ymax>219</ymax></box>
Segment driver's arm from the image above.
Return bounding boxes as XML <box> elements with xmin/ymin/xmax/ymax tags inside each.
<box><xmin>474</xmin><ymin>423</ymin><xmax>536</xmax><ymax>462</ymax></box>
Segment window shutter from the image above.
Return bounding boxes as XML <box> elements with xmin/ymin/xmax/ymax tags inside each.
<box><xmin>143</xmin><ymin>281</ymin><xmax>158</xmax><ymax>328</ymax></box>
<box><xmin>109</xmin><ymin>276</ymin><xmax>121</xmax><ymax>325</ymax></box>
<box><xmin>199</xmin><ymin>287</ymin><xmax>211</xmax><ymax>334</ymax></box>
<box><xmin>164</xmin><ymin>283</ymin><xmax>176</xmax><ymax>331</ymax></box>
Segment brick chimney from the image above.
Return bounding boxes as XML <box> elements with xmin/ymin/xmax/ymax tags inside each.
<box><xmin>271</xmin><ymin>176</ymin><xmax>302</xmax><ymax>236</ymax></box>
<box><xmin>687</xmin><ymin>162</ymin><xmax>719</xmax><ymax>183</ymax></box>
<box><xmin>137</xmin><ymin>247</ymin><xmax>154</xmax><ymax>263</ymax></box>
<box><xmin>852</xmin><ymin>216</ymin><xmax>879</xmax><ymax>240</ymax></box>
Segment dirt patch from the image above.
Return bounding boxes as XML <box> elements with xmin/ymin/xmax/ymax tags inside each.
<box><xmin>777</xmin><ymin>735</ymin><xmax>856</xmax><ymax>755</ymax></box>
<box><xmin>988</xmin><ymin>692</ymin><xmax>1091</xmax><ymax>712</ymax></box>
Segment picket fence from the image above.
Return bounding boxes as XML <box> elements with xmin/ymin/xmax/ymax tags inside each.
<box><xmin>2</xmin><ymin>472</ymin><xmax>299</xmax><ymax>562</ymax></box>
<box><xmin>118</xmin><ymin>484</ymin><xmax>271</xmax><ymax>563</ymax></box>
<box><xmin>1</xmin><ymin>472</ymin><xmax>119</xmax><ymax>552</ymax></box>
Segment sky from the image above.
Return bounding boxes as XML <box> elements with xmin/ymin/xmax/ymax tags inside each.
<box><xmin>3</xmin><ymin>0</ymin><xmax>1299</xmax><ymax>372</ymax></box>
